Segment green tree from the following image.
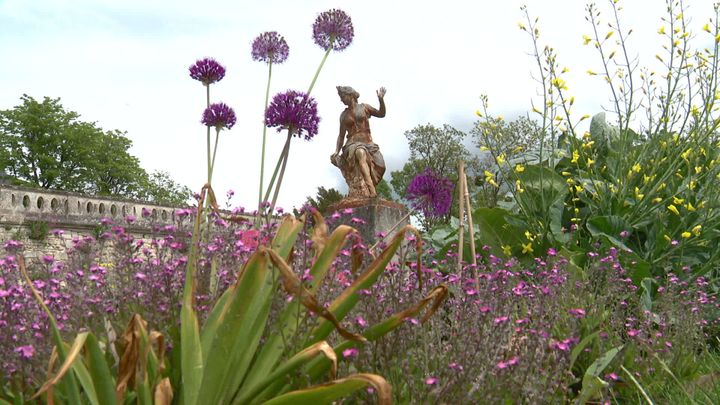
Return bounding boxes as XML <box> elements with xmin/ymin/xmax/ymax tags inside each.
<box><xmin>304</xmin><ymin>186</ymin><xmax>344</xmax><ymax>214</ymax></box>
<box><xmin>390</xmin><ymin>124</ymin><xmax>476</xmax><ymax>199</ymax></box>
<box><xmin>0</xmin><ymin>95</ymin><xmax>190</xmax><ymax>205</ymax></box>
<box><xmin>138</xmin><ymin>171</ymin><xmax>193</xmax><ymax>206</ymax></box>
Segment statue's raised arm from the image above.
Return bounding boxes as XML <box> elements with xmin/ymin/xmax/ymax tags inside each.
<box><xmin>330</xmin><ymin>85</ymin><xmax>387</xmax><ymax>199</ymax></box>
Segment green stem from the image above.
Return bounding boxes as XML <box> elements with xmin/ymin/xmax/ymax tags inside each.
<box><xmin>268</xmin><ymin>131</ymin><xmax>293</xmax><ymax>218</ymax></box>
<box><xmin>209</xmin><ymin>127</ymin><xmax>221</xmax><ymax>183</ymax></box>
<box><xmin>307</xmin><ymin>45</ymin><xmax>332</xmax><ymax>95</ymax></box>
<box><xmin>206</xmin><ymin>126</ymin><xmax>212</xmax><ymax>184</ymax></box>
<box><xmin>258</xmin><ymin>62</ymin><xmax>273</xmax><ymax>221</ymax></box>
<box><xmin>262</xmin><ymin>134</ymin><xmax>291</xmax><ymax>207</ymax></box>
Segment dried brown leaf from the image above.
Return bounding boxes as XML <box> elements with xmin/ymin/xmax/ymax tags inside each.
<box><xmin>263</xmin><ymin>247</ymin><xmax>367</xmax><ymax>343</ymax></box>
<box><xmin>32</xmin><ymin>333</ymin><xmax>88</xmax><ymax>399</ymax></box>
<box><xmin>310</xmin><ymin>208</ymin><xmax>329</xmax><ymax>256</ymax></box>
<box><xmin>153</xmin><ymin>377</ymin><xmax>173</xmax><ymax>405</ymax></box>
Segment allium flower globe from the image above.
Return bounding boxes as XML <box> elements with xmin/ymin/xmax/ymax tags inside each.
<box><xmin>406</xmin><ymin>168</ymin><xmax>454</xmax><ymax>218</ymax></box>
<box><xmin>202</xmin><ymin>102</ymin><xmax>237</xmax><ymax>130</ymax></box>
<box><xmin>265</xmin><ymin>90</ymin><xmax>320</xmax><ymax>140</ymax></box>
<box><xmin>189</xmin><ymin>58</ymin><xmax>226</xmax><ymax>85</ymax></box>
<box><xmin>312</xmin><ymin>9</ymin><xmax>354</xmax><ymax>51</ymax></box>
<box><xmin>251</xmin><ymin>31</ymin><xmax>290</xmax><ymax>64</ymax></box>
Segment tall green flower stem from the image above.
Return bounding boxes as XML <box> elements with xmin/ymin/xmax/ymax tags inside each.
<box><xmin>257</xmin><ymin>62</ymin><xmax>274</xmax><ymax>225</ymax></box>
<box><xmin>260</xmin><ymin>45</ymin><xmax>332</xmax><ymax>221</ymax></box>
<box><xmin>307</xmin><ymin>45</ymin><xmax>332</xmax><ymax>95</ymax></box>
<box><xmin>263</xmin><ymin>132</ymin><xmax>293</xmax><ymax>222</ymax></box>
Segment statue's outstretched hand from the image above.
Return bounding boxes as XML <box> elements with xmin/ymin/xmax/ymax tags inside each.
<box><xmin>377</xmin><ymin>87</ymin><xmax>386</xmax><ymax>99</ymax></box>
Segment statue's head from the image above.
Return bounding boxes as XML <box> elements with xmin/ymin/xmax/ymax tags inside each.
<box><xmin>336</xmin><ymin>86</ymin><xmax>359</xmax><ymax>102</ymax></box>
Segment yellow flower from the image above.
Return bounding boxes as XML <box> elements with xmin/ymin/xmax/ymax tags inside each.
<box><xmin>575</xmin><ymin>185</ymin><xmax>583</xmax><ymax>193</ymax></box>
<box><xmin>571</xmin><ymin>150</ymin><xmax>580</xmax><ymax>164</ymax></box>
<box><xmin>484</xmin><ymin>170</ymin><xmax>498</xmax><ymax>187</ymax></box>
<box><xmin>582</xmin><ymin>141</ymin><xmax>595</xmax><ymax>149</ymax></box>
<box><xmin>480</xmin><ymin>146</ymin><xmax>490</xmax><ymax>151</ymax></box>
<box><xmin>634</xmin><ymin>187</ymin><xmax>644</xmax><ymax>200</ymax></box>
<box><xmin>587</xmin><ymin>69</ymin><xmax>597</xmax><ymax>75</ymax></box>
<box><xmin>681</xmin><ymin>231</ymin><xmax>692</xmax><ymax>239</ymax></box>
<box><xmin>524</xmin><ymin>231</ymin><xmax>534</xmax><ymax>241</ymax></box>
<box><xmin>514</xmin><ymin>164</ymin><xmax>525</xmax><ymax>173</ymax></box>
<box><xmin>703</xmin><ymin>23</ymin><xmax>712</xmax><ymax>33</ymax></box>
<box><xmin>561</xmin><ymin>171</ymin><xmax>571</xmax><ymax>176</ymax></box>
<box><xmin>497</xmin><ymin>154</ymin><xmax>506</xmax><ymax>165</ymax></box>
<box><xmin>692</xmin><ymin>225</ymin><xmax>702</xmax><ymax>236</ymax></box>
<box><xmin>632</xmin><ymin>163</ymin><xmax>641</xmax><ymax>173</ymax></box>
<box><xmin>652</xmin><ymin>197</ymin><xmax>663</xmax><ymax>203</ymax></box>
<box><xmin>502</xmin><ymin>245</ymin><xmax>512</xmax><ymax>256</ymax></box>
<box><xmin>667</xmin><ymin>204</ymin><xmax>680</xmax><ymax>215</ymax></box>
<box><xmin>551</xmin><ymin>78</ymin><xmax>568</xmax><ymax>90</ymax></box>
<box><xmin>681</xmin><ymin>148</ymin><xmax>692</xmax><ymax>160</ymax></box>
<box><xmin>658</xmin><ymin>26</ymin><xmax>666</xmax><ymax>35</ymax></box>
<box><xmin>587</xmin><ymin>158</ymin><xmax>595</xmax><ymax>166</ymax></box>
<box><xmin>518</xmin><ymin>22</ymin><xmax>527</xmax><ymax>31</ymax></box>
<box><xmin>515</xmin><ymin>179</ymin><xmax>524</xmax><ymax>193</ymax></box>
<box><xmin>695</xmin><ymin>166</ymin><xmax>702</xmax><ymax>174</ymax></box>
<box><xmin>566</xmin><ymin>178</ymin><xmax>575</xmax><ymax>185</ymax></box>
<box><xmin>689</xmin><ymin>180</ymin><xmax>697</xmax><ymax>190</ymax></box>
<box><xmin>673</xmin><ymin>196</ymin><xmax>684</xmax><ymax>205</ymax></box>
<box><xmin>521</xmin><ymin>242</ymin><xmax>534</xmax><ymax>254</ymax></box>
<box><xmin>475</xmin><ymin>110</ymin><xmax>483</xmax><ymax>117</ymax></box>
<box><xmin>583</xmin><ymin>35</ymin><xmax>592</xmax><ymax>45</ymax></box>
<box><xmin>686</xmin><ymin>202</ymin><xmax>696</xmax><ymax>212</ymax></box>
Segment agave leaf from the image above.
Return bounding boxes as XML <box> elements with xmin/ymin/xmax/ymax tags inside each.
<box><xmin>262</xmin><ymin>374</ymin><xmax>391</xmax><ymax>405</ymax></box>
<box><xmin>309</xmin><ymin>225</ymin><xmax>421</xmax><ymax>345</ymax></box>
<box><xmin>179</xmin><ymin>185</ymin><xmax>208</xmax><ymax>405</ymax></box>
<box><xmin>198</xmin><ymin>250</ymin><xmax>271</xmax><ymax>404</ymax></box>
<box><xmin>242</xmin><ymin>222</ymin><xmax>356</xmax><ymax>392</ymax></box>
<box><xmin>199</xmin><ymin>215</ymin><xmax>305</xmax><ymax>404</ymax></box>
<box><xmin>19</xmin><ymin>256</ymin><xmax>82</xmax><ymax>404</ymax></box>
<box><xmin>154</xmin><ymin>378</ymin><xmax>173</xmax><ymax>405</ymax></box>
<box><xmin>307</xmin><ymin>285</ymin><xmax>448</xmax><ymax>380</ymax></box>
<box><xmin>234</xmin><ymin>341</ymin><xmax>337</xmax><ymax>404</ymax></box>
<box><xmin>264</xmin><ymin>247</ymin><xmax>366</xmax><ymax>343</ymax></box>
<box><xmin>84</xmin><ymin>333</ymin><xmax>118</xmax><ymax>405</ymax></box>
<box><xmin>32</xmin><ymin>332</ymin><xmax>89</xmax><ymax>400</ymax></box>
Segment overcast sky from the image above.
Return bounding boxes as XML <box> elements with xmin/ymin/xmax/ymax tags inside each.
<box><xmin>0</xmin><ymin>0</ymin><xmax>716</xmax><ymax>210</ymax></box>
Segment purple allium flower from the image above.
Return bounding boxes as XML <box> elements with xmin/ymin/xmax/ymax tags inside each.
<box><xmin>202</xmin><ymin>102</ymin><xmax>237</xmax><ymax>130</ymax></box>
<box><xmin>189</xmin><ymin>58</ymin><xmax>226</xmax><ymax>86</ymax></box>
<box><xmin>406</xmin><ymin>168</ymin><xmax>454</xmax><ymax>218</ymax></box>
<box><xmin>312</xmin><ymin>9</ymin><xmax>354</xmax><ymax>51</ymax></box>
<box><xmin>265</xmin><ymin>90</ymin><xmax>320</xmax><ymax>140</ymax></box>
<box><xmin>251</xmin><ymin>31</ymin><xmax>289</xmax><ymax>64</ymax></box>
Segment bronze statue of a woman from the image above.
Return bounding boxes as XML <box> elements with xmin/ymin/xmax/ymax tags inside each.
<box><xmin>331</xmin><ymin>86</ymin><xmax>387</xmax><ymax>199</ymax></box>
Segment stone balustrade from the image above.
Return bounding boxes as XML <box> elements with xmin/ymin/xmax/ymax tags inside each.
<box><xmin>0</xmin><ymin>185</ymin><xmax>179</xmax><ymax>230</ymax></box>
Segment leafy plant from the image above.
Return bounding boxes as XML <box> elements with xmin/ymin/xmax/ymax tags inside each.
<box><xmin>16</xmin><ymin>186</ymin><xmax>446</xmax><ymax>404</ymax></box>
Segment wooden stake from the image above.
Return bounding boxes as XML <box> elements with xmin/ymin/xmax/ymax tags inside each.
<box><xmin>457</xmin><ymin>160</ymin><xmax>465</xmax><ymax>274</ymax></box>
<box><xmin>463</xmin><ymin>171</ymin><xmax>480</xmax><ymax>293</ymax></box>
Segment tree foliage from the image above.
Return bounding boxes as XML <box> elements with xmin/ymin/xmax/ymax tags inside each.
<box><xmin>390</xmin><ymin>124</ymin><xmax>476</xmax><ymax>198</ymax></box>
<box><xmin>0</xmin><ymin>95</ymin><xmax>190</xmax><ymax>205</ymax></box>
<box><xmin>470</xmin><ymin>115</ymin><xmax>545</xmax><ymax>207</ymax></box>
<box><xmin>390</xmin><ymin>124</ymin><xmax>477</xmax><ymax>228</ymax></box>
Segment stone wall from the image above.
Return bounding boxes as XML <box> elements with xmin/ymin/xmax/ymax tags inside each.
<box><xmin>0</xmin><ymin>185</ymin><xmax>181</xmax><ymax>260</ymax></box>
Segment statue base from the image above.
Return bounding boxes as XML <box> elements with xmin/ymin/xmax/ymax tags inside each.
<box><xmin>326</xmin><ymin>198</ymin><xmax>409</xmax><ymax>245</ymax></box>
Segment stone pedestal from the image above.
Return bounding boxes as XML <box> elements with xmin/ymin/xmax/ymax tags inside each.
<box><xmin>326</xmin><ymin>198</ymin><xmax>409</xmax><ymax>245</ymax></box>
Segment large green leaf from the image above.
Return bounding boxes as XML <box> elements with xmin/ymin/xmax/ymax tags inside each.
<box><xmin>586</xmin><ymin>215</ymin><xmax>632</xmax><ymax>251</ymax></box>
<box><xmin>576</xmin><ymin>345</ymin><xmax>623</xmax><ymax>404</ymax></box>
<box><xmin>262</xmin><ymin>374</ymin><xmax>391</xmax><ymax>405</ymax></box>
<box><xmin>235</xmin><ymin>342</ymin><xmax>338</xmax><ymax>404</ymax></box>
<box><xmin>242</xmin><ymin>223</ymin><xmax>356</xmax><ymax>393</ymax></box>
<box><xmin>84</xmin><ymin>333</ymin><xmax>118</xmax><ymax>405</ymax></box>
<box><xmin>471</xmin><ymin>207</ymin><xmax>527</xmax><ymax>256</ymax></box>
<box><xmin>307</xmin><ymin>225</ymin><xmax>420</xmax><ymax>345</ymax></box>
